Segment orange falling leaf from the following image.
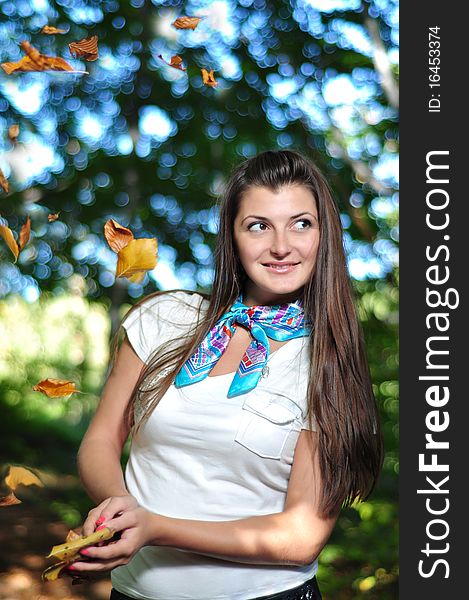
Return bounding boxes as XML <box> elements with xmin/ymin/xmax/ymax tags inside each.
<box><xmin>68</xmin><ymin>35</ymin><xmax>99</xmax><ymax>61</ymax></box>
<box><xmin>104</xmin><ymin>219</ymin><xmax>158</xmax><ymax>282</ymax></box>
<box><xmin>1</xmin><ymin>56</ymin><xmax>41</xmax><ymax>75</ymax></box>
<box><xmin>172</xmin><ymin>16</ymin><xmax>202</xmax><ymax>30</ymax></box>
<box><xmin>0</xmin><ymin>492</ymin><xmax>22</xmax><ymax>507</ymax></box>
<box><xmin>48</xmin><ymin>212</ymin><xmax>60</xmax><ymax>222</ymax></box>
<box><xmin>32</xmin><ymin>378</ymin><xmax>79</xmax><ymax>398</ymax></box>
<box><xmin>4</xmin><ymin>466</ymin><xmax>44</xmax><ymax>491</ymax></box>
<box><xmin>41</xmin><ymin>25</ymin><xmax>68</xmax><ymax>35</ymax></box>
<box><xmin>201</xmin><ymin>68</ymin><xmax>218</xmax><ymax>87</ymax></box>
<box><xmin>0</xmin><ymin>216</ymin><xmax>30</xmax><ymax>262</ymax></box>
<box><xmin>104</xmin><ymin>218</ymin><xmax>134</xmax><ymax>253</ymax></box>
<box><xmin>8</xmin><ymin>124</ymin><xmax>19</xmax><ymax>141</ymax></box>
<box><xmin>19</xmin><ymin>215</ymin><xmax>30</xmax><ymax>250</ymax></box>
<box><xmin>22</xmin><ymin>40</ymin><xmax>47</xmax><ymax>69</ymax></box>
<box><xmin>116</xmin><ymin>238</ymin><xmax>158</xmax><ymax>283</ymax></box>
<box><xmin>158</xmin><ymin>54</ymin><xmax>186</xmax><ymax>71</ymax></box>
<box><xmin>0</xmin><ymin>223</ymin><xmax>18</xmax><ymax>260</ymax></box>
<box><xmin>0</xmin><ymin>168</ymin><xmax>9</xmax><ymax>193</ymax></box>
<box><xmin>0</xmin><ymin>466</ymin><xmax>43</xmax><ymax>508</ymax></box>
<box><xmin>1</xmin><ymin>41</ymin><xmax>81</xmax><ymax>74</ymax></box>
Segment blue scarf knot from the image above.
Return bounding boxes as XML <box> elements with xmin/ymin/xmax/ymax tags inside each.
<box><xmin>174</xmin><ymin>294</ymin><xmax>311</xmax><ymax>397</ymax></box>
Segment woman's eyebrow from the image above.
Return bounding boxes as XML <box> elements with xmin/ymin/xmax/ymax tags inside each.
<box><xmin>241</xmin><ymin>212</ymin><xmax>318</xmax><ymax>224</ymax></box>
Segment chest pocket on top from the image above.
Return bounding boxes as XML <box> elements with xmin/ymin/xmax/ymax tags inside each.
<box><xmin>234</xmin><ymin>391</ymin><xmax>303</xmax><ymax>460</ymax></box>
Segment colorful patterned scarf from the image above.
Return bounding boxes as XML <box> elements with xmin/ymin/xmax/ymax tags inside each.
<box><xmin>174</xmin><ymin>294</ymin><xmax>311</xmax><ymax>398</ymax></box>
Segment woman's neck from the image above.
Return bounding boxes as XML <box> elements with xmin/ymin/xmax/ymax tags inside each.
<box><xmin>242</xmin><ymin>287</ymin><xmax>304</xmax><ymax>307</ymax></box>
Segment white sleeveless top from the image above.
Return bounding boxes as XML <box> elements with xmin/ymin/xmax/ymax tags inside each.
<box><xmin>111</xmin><ymin>291</ymin><xmax>317</xmax><ymax>600</ymax></box>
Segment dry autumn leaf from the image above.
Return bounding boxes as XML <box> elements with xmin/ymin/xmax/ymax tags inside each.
<box><xmin>42</xmin><ymin>527</ymin><xmax>115</xmax><ymax>581</ymax></box>
<box><xmin>0</xmin><ymin>168</ymin><xmax>9</xmax><ymax>193</ymax></box>
<box><xmin>41</xmin><ymin>25</ymin><xmax>68</xmax><ymax>35</ymax></box>
<box><xmin>4</xmin><ymin>466</ymin><xmax>44</xmax><ymax>491</ymax></box>
<box><xmin>22</xmin><ymin>40</ymin><xmax>47</xmax><ymax>69</ymax></box>
<box><xmin>0</xmin><ymin>492</ymin><xmax>22</xmax><ymax>507</ymax></box>
<box><xmin>69</xmin><ymin>35</ymin><xmax>99</xmax><ymax>61</ymax></box>
<box><xmin>48</xmin><ymin>212</ymin><xmax>60</xmax><ymax>222</ymax></box>
<box><xmin>158</xmin><ymin>54</ymin><xmax>186</xmax><ymax>71</ymax></box>
<box><xmin>172</xmin><ymin>16</ymin><xmax>202</xmax><ymax>30</ymax></box>
<box><xmin>0</xmin><ymin>222</ymin><xmax>17</xmax><ymax>259</ymax></box>
<box><xmin>32</xmin><ymin>378</ymin><xmax>79</xmax><ymax>398</ymax></box>
<box><xmin>48</xmin><ymin>527</ymin><xmax>114</xmax><ymax>561</ymax></box>
<box><xmin>104</xmin><ymin>219</ymin><xmax>158</xmax><ymax>283</ymax></box>
<box><xmin>116</xmin><ymin>238</ymin><xmax>158</xmax><ymax>283</ymax></box>
<box><xmin>66</xmin><ymin>530</ymin><xmax>81</xmax><ymax>543</ymax></box>
<box><xmin>19</xmin><ymin>215</ymin><xmax>30</xmax><ymax>250</ymax></box>
<box><xmin>8</xmin><ymin>124</ymin><xmax>19</xmax><ymax>141</ymax></box>
<box><xmin>1</xmin><ymin>41</ymin><xmax>82</xmax><ymax>74</ymax></box>
<box><xmin>104</xmin><ymin>218</ymin><xmax>134</xmax><ymax>253</ymax></box>
<box><xmin>1</xmin><ymin>56</ymin><xmax>41</xmax><ymax>75</ymax></box>
<box><xmin>201</xmin><ymin>68</ymin><xmax>218</xmax><ymax>87</ymax></box>
<box><xmin>0</xmin><ymin>216</ymin><xmax>31</xmax><ymax>262</ymax></box>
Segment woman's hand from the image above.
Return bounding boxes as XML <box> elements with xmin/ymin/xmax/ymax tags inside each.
<box><xmin>70</xmin><ymin>503</ymin><xmax>156</xmax><ymax>573</ymax></box>
<box><xmin>82</xmin><ymin>494</ymin><xmax>139</xmax><ymax>536</ymax></box>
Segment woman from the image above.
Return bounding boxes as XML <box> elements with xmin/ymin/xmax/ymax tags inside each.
<box><xmin>72</xmin><ymin>150</ymin><xmax>383</xmax><ymax>600</ymax></box>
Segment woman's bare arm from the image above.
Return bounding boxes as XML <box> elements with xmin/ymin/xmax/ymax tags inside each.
<box><xmin>75</xmin><ymin>429</ymin><xmax>338</xmax><ymax>569</ymax></box>
<box><xmin>147</xmin><ymin>429</ymin><xmax>338</xmax><ymax>566</ymax></box>
<box><xmin>77</xmin><ymin>336</ymin><xmax>144</xmax><ymax>504</ymax></box>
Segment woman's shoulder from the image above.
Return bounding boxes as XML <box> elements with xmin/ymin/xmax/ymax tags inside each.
<box><xmin>138</xmin><ymin>290</ymin><xmax>210</xmax><ymax>315</ymax></box>
<box><xmin>121</xmin><ymin>290</ymin><xmax>210</xmax><ymax>363</ymax></box>
<box><xmin>128</xmin><ymin>290</ymin><xmax>210</xmax><ymax>332</ymax></box>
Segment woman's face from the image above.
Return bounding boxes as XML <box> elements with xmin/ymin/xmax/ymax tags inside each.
<box><xmin>233</xmin><ymin>184</ymin><xmax>320</xmax><ymax>306</ymax></box>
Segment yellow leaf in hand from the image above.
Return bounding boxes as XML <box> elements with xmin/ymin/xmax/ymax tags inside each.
<box><xmin>42</xmin><ymin>528</ymin><xmax>115</xmax><ymax>581</ymax></box>
<box><xmin>42</xmin><ymin>560</ymin><xmax>69</xmax><ymax>581</ymax></box>
<box><xmin>47</xmin><ymin>527</ymin><xmax>115</xmax><ymax>561</ymax></box>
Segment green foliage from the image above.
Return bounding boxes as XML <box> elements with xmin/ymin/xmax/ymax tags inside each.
<box><xmin>0</xmin><ymin>295</ymin><xmax>110</xmax><ymax>464</ymax></box>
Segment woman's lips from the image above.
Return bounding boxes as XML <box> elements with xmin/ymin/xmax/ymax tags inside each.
<box><xmin>262</xmin><ymin>263</ymin><xmax>299</xmax><ymax>274</ymax></box>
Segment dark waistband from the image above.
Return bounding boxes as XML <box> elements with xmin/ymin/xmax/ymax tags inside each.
<box><xmin>251</xmin><ymin>575</ymin><xmax>321</xmax><ymax>600</ymax></box>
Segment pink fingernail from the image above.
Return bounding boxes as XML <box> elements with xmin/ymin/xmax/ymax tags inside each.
<box><xmin>80</xmin><ymin>549</ymin><xmax>90</xmax><ymax>556</ymax></box>
<box><xmin>95</xmin><ymin>516</ymin><xmax>105</xmax><ymax>525</ymax></box>
<box><xmin>96</xmin><ymin>524</ymin><xmax>107</xmax><ymax>531</ymax></box>
<box><xmin>67</xmin><ymin>565</ymin><xmax>77</xmax><ymax>571</ymax></box>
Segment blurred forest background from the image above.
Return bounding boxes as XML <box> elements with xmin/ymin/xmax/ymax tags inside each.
<box><xmin>0</xmin><ymin>0</ymin><xmax>398</xmax><ymax>599</ymax></box>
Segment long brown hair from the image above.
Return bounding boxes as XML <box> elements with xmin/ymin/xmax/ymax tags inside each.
<box><xmin>112</xmin><ymin>149</ymin><xmax>383</xmax><ymax>519</ymax></box>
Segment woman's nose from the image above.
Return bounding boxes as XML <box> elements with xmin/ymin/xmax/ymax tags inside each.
<box><xmin>270</xmin><ymin>230</ymin><xmax>291</xmax><ymax>255</ymax></box>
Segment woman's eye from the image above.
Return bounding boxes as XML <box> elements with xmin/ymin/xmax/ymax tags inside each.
<box><xmin>294</xmin><ymin>219</ymin><xmax>312</xmax><ymax>230</ymax></box>
<box><xmin>247</xmin><ymin>222</ymin><xmax>267</xmax><ymax>232</ymax></box>
<box><xmin>247</xmin><ymin>219</ymin><xmax>314</xmax><ymax>232</ymax></box>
